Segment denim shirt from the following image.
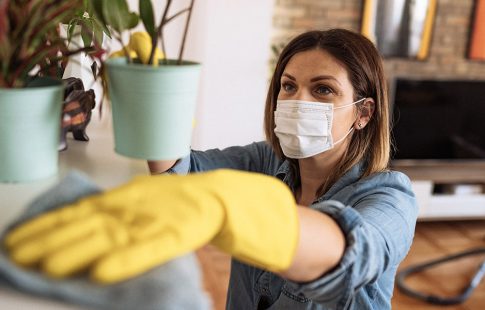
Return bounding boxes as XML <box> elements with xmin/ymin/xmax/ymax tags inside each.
<box><xmin>168</xmin><ymin>141</ymin><xmax>418</xmax><ymax>310</ymax></box>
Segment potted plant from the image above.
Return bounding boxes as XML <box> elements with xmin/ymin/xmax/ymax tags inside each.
<box><xmin>0</xmin><ymin>0</ymin><xmax>104</xmax><ymax>182</ymax></box>
<box><xmin>93</xmin><ymin>0</ymin><xmax>200</xmax><ymax>160</ymax></box>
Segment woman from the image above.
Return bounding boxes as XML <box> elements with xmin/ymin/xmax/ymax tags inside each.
<box><xmin>5</xmin><ymin>29</ymin><xmax>417</xmax><ymax>309</ymax></box>
<box><xmin>148</xmin><ymin>29</ymin><xmax>418</xmax><ymax>309</ymax></box>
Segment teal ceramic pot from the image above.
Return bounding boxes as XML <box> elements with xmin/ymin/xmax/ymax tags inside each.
<box><xmin>105</xmin><ymin>58</ymin><xmax>201</xmax><ymax>160</ymax></box>
<box><xmin>0</xmin><ymin>78</ymin><xmax>63</xmax><ymax>182</ymax></box>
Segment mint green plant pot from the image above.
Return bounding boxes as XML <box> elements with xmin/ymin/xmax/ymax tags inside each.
<box><xmin>0</xmin><ymin>78</ymin><xmax>63</xmax><ymax>182</ymax></box>
<box><xmin>106</xmin><ymin>58</ymin><xmax>201</xmax><ymax>160</ymax></box>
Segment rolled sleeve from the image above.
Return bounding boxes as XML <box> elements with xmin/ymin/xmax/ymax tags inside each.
<box><xmin>165</xmin><ymin>155</ymin><xmax>191</xmax><ymax>175</ymax></box>
<box><xmin>167</xmin><ymin>142</ymin><xmax>280</xmax><ymax>175</ymax></box>
<box><xmin>286</xmin><ymin>174</ymin><xmax>418</xmax><ymax>308</ymax></box>
<box><xmin>286</xmin><ymin>201</ymin><xmax>364</xmax><ymax>308</ymax></box>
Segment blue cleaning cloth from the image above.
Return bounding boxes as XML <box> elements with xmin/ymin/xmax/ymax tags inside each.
<box><xmin>0</xmin><ymin>171</ymin><xmax>211</xmax><ymax>310</ymax></box>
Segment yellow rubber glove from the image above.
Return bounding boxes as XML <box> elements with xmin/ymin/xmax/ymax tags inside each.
<box><xmin>3</xmin><ymin>170</ymin><xmax>299</xmax><ymax>284</ymax></box>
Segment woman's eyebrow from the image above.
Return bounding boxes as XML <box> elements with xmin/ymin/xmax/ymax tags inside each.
<box><xmin>282</xmin><ymin>73</ymin><xmax>296</xmax><ymax>81</ymax></box>
<box><xmin>282</xmin><ymin>73</ymin><xmax>342</xmax><ymax>87</ymax></box>
<box><xmin>310</xmin><ymin>75</ymin><xmax>341</xmax><ymax>86</ymax></box>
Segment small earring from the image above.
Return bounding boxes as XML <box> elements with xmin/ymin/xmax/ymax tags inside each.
<box><xmin>358</xmin><ymin>123</ymin><xmax>362</xmax><ymax>128</ymax></box>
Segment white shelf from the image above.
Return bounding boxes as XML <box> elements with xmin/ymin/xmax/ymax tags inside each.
<box><xmin>411</xmin><ymin>180</ymin><xmax>485</xmax><ymax>221</ymax></box>
<box><xmin>0</xmin><ymin>116</ymin><xmax>148</xmax><ymax>309</ymax></box>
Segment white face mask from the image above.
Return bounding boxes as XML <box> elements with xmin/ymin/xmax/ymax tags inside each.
<box><xmin>274</xmin><ymin>98</ymin><xmax>365</xmax><ymax>159</ymax></box>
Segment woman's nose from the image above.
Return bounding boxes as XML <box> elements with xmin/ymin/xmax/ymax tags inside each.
<box><xmin>292</xmin><ymin>88</ymin><xmax>314</xmax><ymax>102</ymax></box>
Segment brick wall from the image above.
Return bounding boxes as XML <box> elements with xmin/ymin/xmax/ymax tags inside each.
<box><xmin>271</xmin><ymin>0</ymin><xmax>485</xmax><ymax>81</ymax></box>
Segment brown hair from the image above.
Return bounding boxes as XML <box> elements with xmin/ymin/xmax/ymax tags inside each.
<box><xmin>264</xmin><ymin>29</ymin><xmax>390</xmax><ymax>194</ymax></box>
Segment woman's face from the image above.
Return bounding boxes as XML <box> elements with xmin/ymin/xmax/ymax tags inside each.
<box><xmin>277</xmin><ymin>48</ymin><xmax>358</xmax><ymax>151</ymax></box>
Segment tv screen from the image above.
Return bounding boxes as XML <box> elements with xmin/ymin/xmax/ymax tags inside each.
<box><xmin>390</xmin><ymin>79</ymin><xmax>485</xmax><ymax>160</ymax></box>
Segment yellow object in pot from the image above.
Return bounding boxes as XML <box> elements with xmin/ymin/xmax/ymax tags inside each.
<box><xmin>109</xmin><ymin>32</ymin><xmax>164</xmax><ymax>66</ymax></box>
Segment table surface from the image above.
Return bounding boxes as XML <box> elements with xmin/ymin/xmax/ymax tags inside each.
<box><xmin>0</xmin><ymin>116</ymin><xmax>149</xmax><ymax>309</ymax></box>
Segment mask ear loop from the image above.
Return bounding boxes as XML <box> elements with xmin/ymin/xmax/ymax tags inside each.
<box><xmin>333</xmin><ymin>127</ymin><xmax>354</xmax><ymax>146</ymax></box>
<box><xmin>333</xmin><ymin>98</ymin><xmax>367</xmax><ymax>146</ymax></box>
<box><xmin>333</xmin><ymin>97</ymin><xmax>366</xmax><ymax>110</ymax></box>
<box><xmin>353</xmin><ymin>97</ymin><xmax>368</xmax><ymax>130</ymax></box>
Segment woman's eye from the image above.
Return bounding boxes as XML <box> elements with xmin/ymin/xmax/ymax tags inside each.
<box><xmin>315</xmin><ymin>85</ymin><xmax>332</xmax><ymax>95</ymax></box>
<box><xmin>282</xmin><ymin>83</ymin><xmax>295</xmax><ymax>92</ymax></box>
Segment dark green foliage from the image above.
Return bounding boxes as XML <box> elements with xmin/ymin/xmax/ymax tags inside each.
<box><xmin>0</xmin><ymin>0</ymin><xmax>105</xmax><ymax>88</ymax></box>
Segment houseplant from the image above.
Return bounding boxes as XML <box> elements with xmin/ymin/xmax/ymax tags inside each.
<box><xmin>0</xmin><ymin>0</ymin><xmax>104</xmax><ymax>182</ymax></box>
<box><xmin>93</xmin><ymin>0</ymin><xmax>200</xmax><ymax>160</ymax></box>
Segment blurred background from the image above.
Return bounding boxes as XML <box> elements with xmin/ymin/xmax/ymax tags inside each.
<box><xmin>108</xmin><ymin>0</ymin><xmax>485</xmax><ymax>152</ymax></box>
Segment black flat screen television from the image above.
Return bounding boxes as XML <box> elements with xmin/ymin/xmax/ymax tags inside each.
<box><xmin>390</xmin><ymin>78</ymin><xmax>485</xmax><ymax>162</ymax></box>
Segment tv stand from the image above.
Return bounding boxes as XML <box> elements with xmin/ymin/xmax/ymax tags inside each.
<box><xmin>392</xmin><ymin>160</ymin><xmax>485</xmax><ymax>221</ymax></box>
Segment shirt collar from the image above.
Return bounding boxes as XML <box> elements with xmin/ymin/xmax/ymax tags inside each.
<box><xmin>317</xmin><ymin>162</ymin><xmax>364</xmax><ymax>201</ymax></box>
<box><xmin>275</xmin><ymin>160</ymin><xmax>298</xmax><ymax>192</ymax></box>
<box><xmin>276</xmin><ymin>159</ymin><xmax>364</xmax><ymax>202</ymax></box>
<box><xmin>275</xmin><ymin>160</ymin><xmax>291</xmax><ymax>180</ymax></box>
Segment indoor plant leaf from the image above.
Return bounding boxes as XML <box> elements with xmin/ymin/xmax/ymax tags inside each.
<box><xmin>92</xmin><ymin>15</ymin><xmax>111</xmax><ymax>39</ymax></box>
<box><xmin>81</xmin><ymin>19</ymin><xmax>94</xmax><ymax>48</ymax></box>
<box><xmin>92</xmin><ymin>19</ymin><xmax>105</xmax><ymax>47</ymax></box>
<box><xmin>67</xmin><ymin>18</ymin><xmax>80</xmax><ymax>43</ymax></box>
<box><xmin>139</xmin><ymin>0</ymin><xmax>155</xmax><ymax>38</ymax></box>
<box><xmin>0</xmin><ymin>0</ymin><xmax>8</xmax><ymax>44</ymax></box>
<box><xmin>102</xmin><ymin>0</ymin><xmax>138</xmax><ymax>33</ymax></box>
<box><xmin>1</xmin><ymin>0</ymin><xmax>102</xmax><ymax>88</ymax></box>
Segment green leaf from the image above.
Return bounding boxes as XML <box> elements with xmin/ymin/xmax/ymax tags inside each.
<box><xmin>3</xmin><ymin>0</ymin><xmax>106</xmax><ymax>87</ymax></box>
<box><xmin>0</xmin><ymin>39</ymin><xmax>11</xmax><ymax>76</ymax></box>
<box><xmin>30</xmin><ymin>4</ymin><xmax>80</xmax><ymax>51</ymax></box>
<box><xmin>19</xmin><ymin>2</ymin><xmax>45</xmax><ymax>50</ymax></box>
<box><xmin>60</xmin><ymin>0</ymin><xmax>84</xmax><ymax>24</ymax></box>
<box><xmin>67</xmin><ymin>19</ymin><xmax>79</xmax><ymax>44</ymax></box>
<box><xmin>16</xmin><ymin>40</ymin><xmax>66</xmax><ymax>86</ymax></box>
<box><xmin>81</xmin><ymin>20</ymin><xmax>94</xmax><ymax>48</ymax></box>
<box><xmin>139</xmin><ymin>0</ymin><xmax>155</xmax><ymax>38</ymax></box>
<box><xmin>92</xmin><ymin>20</ymin><xmax>105</xmax><ymax>46</ymax></box>
<box><xmin>90</xmin><ymin>0</ymin><xmax>107</xmax><ymax>25</ymax></box>
<box><xmin>83</xmin><ymin>0</ymin><xmax>90</xmax><ymax>12</ymax></box>
<box><xmin>91</xmin><ymin>60</ymin><xmax>98</xmax><ymax>77</ymax></box>
<box><xmin>92</xmin><ymin>14</ymin><xmax>111</xmax><ymax>38</ymax></box>
<box><xmin>126</xmin><ymin>12</ymin><xmax>139</xmax><ymax>29</ymax></box>
<box><xmin>102</xmin><ymin>0</ymin><xmax>138</xmax><ymax>34</ymax></box>
<box><xmin>0</xmin><ymin>0</ymin><xmax>8</xmax><ymax>43</ymax></box>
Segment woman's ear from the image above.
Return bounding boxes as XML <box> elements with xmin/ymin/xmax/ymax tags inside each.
<box><xmin>354</xmin><ymin>98</ymin><xmax>375</xmax><ymax>130</ymax></box>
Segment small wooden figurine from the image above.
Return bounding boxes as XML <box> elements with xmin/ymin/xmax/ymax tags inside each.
<box><xmin>59</xmin><ymin>77</ymin><xmax>96</xmax><ymax>151</ymax></box>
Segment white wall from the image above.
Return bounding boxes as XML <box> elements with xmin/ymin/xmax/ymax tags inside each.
<box><xmin>118</xmin><ymin>0</ymin><xmax>275</xmax><ymax>150</ymax></box>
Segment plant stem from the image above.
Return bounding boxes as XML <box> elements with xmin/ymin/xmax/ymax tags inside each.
<box><xmin>150</xmin><ymin>0</ymin><xmax>172</xmax><ymax>65</ymax></box>
<box><xmin>148</xmin><ymin>7</ymin><xmax>189</xmax><ymax>65</ymax></box>
<box><xmin>148</xmin><ymin>36</ymin><xmax>157</xmax><ymax>65</ymax></box>
<box><xmin>113</xmin><ymin>32</ymin><xmax>131</xmax><ymax>63</ymax></box>
<box><xmin>164</xmin><ymin>8</ymin><xmax>189</xmax><ymax>25</ymax></box>
<box><xmin>177</xmin><ymin>0</ymin><xmax>195</xmax><ymax>65</ymax></box>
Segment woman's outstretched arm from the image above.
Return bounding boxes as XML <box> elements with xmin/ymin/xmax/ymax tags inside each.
<box><xmin>279</xmin><ymin>206</ymin><xmax>345</xmax><ymax>282</ymax></box>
